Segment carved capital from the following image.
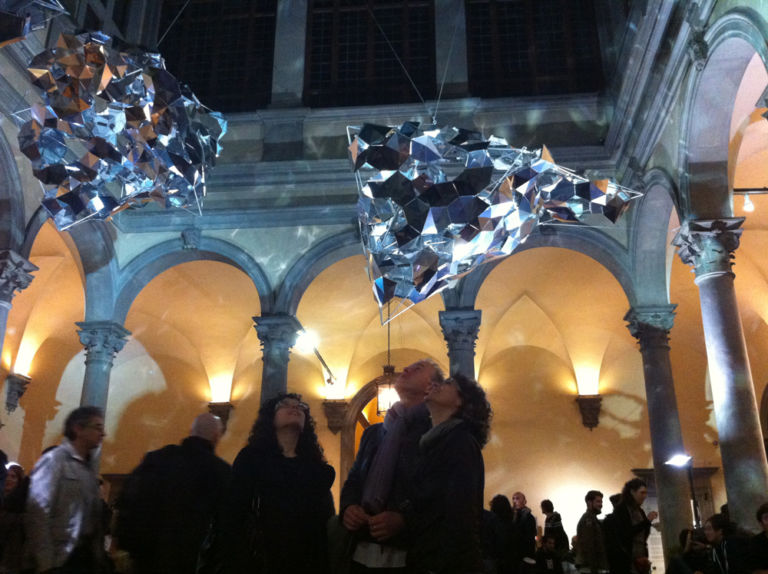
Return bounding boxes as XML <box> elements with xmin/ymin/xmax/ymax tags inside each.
<box><xmin>673</xmin><ymin>219</ymin><xmax>743</xmax><ymax>278</ymax></box>
<box><xmin>182</xmin><ymin>228</ymin><xmax>201</xmax><ymax>250</ymax></box>
<box><xmin>0</xmin><ymin>250</ymin><xmax>38</xmax><ymax>302</ymax></box>
<box><xmin>323</xmin><ymin>399</ymin><xmax>348</xmax><ymax>434</ymax></box>
<box><xmin>76</xmin><ymin>321</ymin><xmax>131</xmax><ymax>360</ymax></box>
<box><xmin>253</xmin><ymin>314</ymin><xmax>300</xmax><ymax>356</ymax></box>
<box><xmin>5</xmin><ymin>373</ymin><xmax>31</xmax><ymax>414</ymax></box>
<box><xmin>439</xmin><ymin>309</ymin><xmax>482</xmax><ymax>350</ymax></box>
<box><xmin>687</xmin><ymin>30</ymin><xmax>709</xmax><ymax>71</ymax></box>
<box><xmin>625</xmin><ymin>305</ymin><xmax>676</xmax><ymax>349</ymax></box>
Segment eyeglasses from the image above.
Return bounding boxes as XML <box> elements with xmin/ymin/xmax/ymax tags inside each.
<box><xmin>274</xmin><ymin>398</ymin><xmax>309</xmax><ymax>412</ymax></box>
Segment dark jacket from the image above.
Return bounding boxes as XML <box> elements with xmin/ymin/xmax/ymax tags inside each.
<box><xmin>544</xmin><ymin>512</ymin><xmax>570</xmax><ymax>554</ymax></box>
<box><xmin>575</xmin><ymin>510</ymin><xmax>608</xmax><ymax>572</ymax></box>
<box><xmin>406</xmin><ymin>420</ymin><xmax>485</xmax><ymax>574</ymax></box>
<box><xmin>511</xmin><ymin>506</ymin><xmax>537</xmax><ymax>562</ymax></box>
<box><xmin>220</xmin><ymin>444</ymin><xmax>335</xmax><ymax>574</ymax></box>
<box><xmin>749</xmin><ymin>531</ymin><xmax>768</xmax><ymax>570</ymax></box>
<box><xmin>604</xmin><ymin>503</ymin><xmax>651</xmax><ymax>574</ymax></box>
<box><xmin>115</xmin><ymin>436</ymin><xmax>231</xmax><ymax>574</ymax></box>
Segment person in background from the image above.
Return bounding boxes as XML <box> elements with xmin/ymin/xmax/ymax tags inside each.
<box><xmin>406</xmin><ymin>373</ymin><xmax>492</xmax><ymax>574</ymax></box>
<box><xmin>605</xmin><ymin>479</ymin><xmax>657</xmax><ymax>574</ymax></box>
<box><xmin>26</xmin><ymin>406</ymin><xmax>106</xmax><ymax>574</ymax></box>
<box><xmin>749</xmin><ymin>502</ymin><xmax>768</xmax><ymax>572</ymax></box>
<box><xmin>0</xmin><ymin>462</ymin><xmax>29</xmax><ymax>573</ymax></box>
<box><xmin>490</xmin><ymin>494</ymin><xmax>516</xmax><ymax>574</ymax></box>
<box><xmin>220</xmin><ymin>393</ymin><xmax>335</xmax><ymax>574</ymax></box>
<box><xmin>536</xmin><ymin>535</ymin><xmax>564</xmax><ymax>574</ymax></box>
<box><xmin>115</xmin><ymin>413</ymin><xmax>231</xmax><ymax>574</ymax></box>
<box><xmin>703</xmin><ymin>513</ymin><xmax>749</xmax><ymax>574</ymax></box>
<box><xmin>541</xmin><ymin>499</ymin><xmax>569</xmax><ymax>557</ymax></box>
<box><xmin>574</xmin><ymin>490</ymin><xmax>608</xmax><ymax>574</ymax></box>
<box><xmin>511</xmin><ymin>492</ymin><xmax>537</xmax><ymax>573</ymax></box>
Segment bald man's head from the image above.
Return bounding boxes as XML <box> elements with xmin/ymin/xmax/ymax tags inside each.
<box><xmin>189</xmin><ymin>413</ymin><xmax>224</xmax><ymax>447</ymax></box>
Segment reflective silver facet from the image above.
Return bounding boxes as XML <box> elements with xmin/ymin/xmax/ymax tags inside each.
<box><xmin>349</xmin><ymin>122</ymin><xmax>641</xmax><ymax>320</ymax></box>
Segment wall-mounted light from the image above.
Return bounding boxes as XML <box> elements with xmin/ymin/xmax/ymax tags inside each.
<box><xmin>575</xmin><ymin>394</ymin><xmax>602</xmax><ymax>430</ymax></box>
<box><xmin>5</xmin><ymin>373</ymin><xmax>31</xmax><ymax>414</ymax></box>
<box><xmin>665</xmin><ymin>452</ymin><xmax>701</xmax><ymax>528</ymax></box>
<box><xmin>376</xmin><ymin>365</ymin><xmax>399</xmax><ymax>415</ymax></box>
<box><xmin>207</xmin><ymin>401</ymin><xmax>234</xmax><ymax>432</ymax></box>
<box><xmin>296</xmin><ymin>328</ymin><xmax>337</xmax><ymax>388</ymax></box>
<box><xmin>322</xmin><ymin>399</ymin><xmax>348</xmax><ymax>434</ymax></box>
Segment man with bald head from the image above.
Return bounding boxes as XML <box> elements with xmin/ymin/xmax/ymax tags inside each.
<box><xmin>340</xmin><ymin>358</ymin><xmax>445</xmax><ymax>572</ymax></box>
<box><xmin>116</xmin><ymin>413</ymin><xmax>231</xmax><ymax>574</ymax></box>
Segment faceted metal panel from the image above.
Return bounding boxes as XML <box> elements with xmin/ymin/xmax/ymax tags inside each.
<box><xmin>18</xmin><ymin>32</ymin><xmax>227</xmax><ymax>230</ymax></box>
<box><xmin>349</xmin><ymin>122</ymin><xmax>640</xmax><ymax>320</ymax></box>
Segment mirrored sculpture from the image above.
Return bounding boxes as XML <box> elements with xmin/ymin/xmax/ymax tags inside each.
<box><xmin>349</xmin><ymin>122</ymin><xmax>641</xmax><ymax>322</ymax></box>
<box><xmin>18</xmin><ymin>32</ymin><xmax>227</xmax><ymax>230</ymax></box>
<box><xmin>0</xmin><ymin>0</ymin><xmax>66</xmax><ymax>47</ymax></box>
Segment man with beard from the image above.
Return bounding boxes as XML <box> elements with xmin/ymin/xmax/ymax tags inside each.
<box><xmin>575</xmin><ymin>490</ymin><xmax>609</xmax><ymax>574</ymax></box>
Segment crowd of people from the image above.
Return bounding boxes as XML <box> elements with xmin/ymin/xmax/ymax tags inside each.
<box><xmin>0</xmin><ymin>358</ymin><xmax>767</xmax><ymax>574</ymax></box>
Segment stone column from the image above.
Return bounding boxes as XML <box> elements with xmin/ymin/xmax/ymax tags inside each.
<box><xmin>271</xmin><ymin>0</ymin><xmax>308</xmax><ymax>107</ymax></box>
<box><xmin>76</xmin><ymin>321</ymin><xmax>130</xmax><ymax>411</ymax></box>
<box><xmin>625</xmin><ymin>305</ymin><xmax>693</xmax><ymax>562</ymax></box>
<box><xmin>674</xmin><ymin>218</ymin><xmax>768</xmax><ymax>528</ymax></box>
<box><xmin>253</xmin><ymin>314</ymin><xmax>300</xmax><ymax>404</ymax></box>
<box><xmin>439</xmin><ymin>309</ymin><xmax>481</xmax><ymax>378</ymax></box>
<box><xmin>434</xmin><ymin>0</ymin><xmax>469</xmax><ymax>99</ymax></box>
<box><xmin>0</xmin><ymin>250</ymin><xmax>37</xmax><ymax>362</ymax></box>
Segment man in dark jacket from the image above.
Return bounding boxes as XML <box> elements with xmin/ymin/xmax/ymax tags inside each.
<box><xmin>575</xmin><ymin>490</ymin><xmax>609</xmax><ymax>574</ymax></box>
<box><xmin>115</xmin><ymin>413</ymin><xmax>231</xmax><ymax>574</ymax></box>
<box><xmin>340</xmin><ymin>359</ymin><xmax>443</xmax><ymax>572</ymax></box>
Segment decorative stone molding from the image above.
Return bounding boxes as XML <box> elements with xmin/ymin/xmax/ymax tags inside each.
<box><xmin>575</xmin><ymin>394</ymin><xmax>602</xmax><ymax>430</ymax></box>
<box><xmin>0</xmin><ymin>250</ymin><xmax>37</xmax><ymax>302</ymax></box>
<box><xmin>673</xmin><ymin>219</ymin><xmax>743</xmax><ymax>279</ymax></box>
<box><xmin>323</xmin><ymin>399</ymin><xmax>348</xmax><ymax>434</ymax></box>
<box><xmin>76</xmin><ymin>321</ymin><xmax>131</xmax><ymax>360</ymax></box>
<box><xmin>624</xmin><ymin>305</ymin><xmax>676</xmax><ymax>347</ymax></box>
<box><xmin>5</xmin><ymin>373</ymin><xmax>30</xmax><ymax>414</ymax></box>
<box><xmin>181</xmin><ymin>228</ymin><xmax>201</xmax><ymax>250</ymax></box>
<box><xmin>253</xmin><ymin>314</ymin><xmax>301</xmax><ymax>356</ymax></box>
<box><xmin>208</xmin><ymin>401</ymin><xmax>234</xmax><ymax>430</ymax></box>
<box><xmin>687</xmin><ymin>30</ymin><xmax>709</xmax><ymax>71</ymax></box>
<box><xmin>439</xmin><ymin>309</ymin><xmax>481</xmax><ymax>350</ymax></box>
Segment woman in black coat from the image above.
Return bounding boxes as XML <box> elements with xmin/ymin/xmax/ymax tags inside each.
<box><xmin>606</xmin><ymin>478</ymin><xmax>658</xmax><ymax>574</ymax></box>
<box><xmin>219</xmin><ymin>393</ymin><xmax>335</xmax><ymax>574</ymax></box>
<box><xmin>406</xmin><ymin>373</ymin><xmax>493</xmax><ymax>574</ymax></box>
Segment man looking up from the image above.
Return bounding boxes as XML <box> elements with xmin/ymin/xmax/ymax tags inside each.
<box><xmin>575</xmin><ymin>490</ymin><xmax>609</xmax><ymax>574</ymax></box>
<box><xmin>26</xmin><ymin>406</ymin><xmax>106</xmax><ymax>574</ymax></box>
<box><xmin>340</xmin><ymin>358</ymin><xmax>445</xmax><ymax>572</ymax></box>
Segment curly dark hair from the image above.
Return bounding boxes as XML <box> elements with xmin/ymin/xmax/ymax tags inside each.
<box><xmin>620</xmin><ymin>478</ymin><xmax>647</xmax><ymax>507</ymax></box>
<box><xmin>490</xmin><ymin>494</ymin><xmax>513</xmax><ymax>519</ymax></box>
<box><xmin>449</xmin><ymin>373</ymin><xmax>492</xmax><ymax>448</ymax></box>
<box><xmin>247</xmin><ymin>392</ymin><xmax>326</xmax><ymax>463</ymax></box>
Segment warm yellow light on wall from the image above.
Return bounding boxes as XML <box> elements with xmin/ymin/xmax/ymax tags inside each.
<box><xmin>13</xmin><ymin>337</ymin><xmax>41</xmax><ymax>378</ymax></box>
<box><xmin>209</xmin><ymin>373</ymin><xmax>233</xmax><ymax>403</ymax></box>
<box><xmin>2</xmin><ymin>350</ymin><xmax>11</xmax><ymax>371</ymax></box>
<box><xmin>573</xmin><ymin>363</ymin><xmax>600</xmax><ymax>395</ymax></box>
<box><xmin>323</xmin><ymin>369</ymin><xmax>347</xmax><ymax>400</ymax></box>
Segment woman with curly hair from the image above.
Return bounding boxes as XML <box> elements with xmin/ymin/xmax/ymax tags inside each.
<box><xmin>406</xmin><ymin>373</ymin><xmax>492</xmax><ymax>574</ymax></box>
<box><xmin>219</xmin><ymin>393</ymin><xmax>335</xmax><ymax>574</ymax></box>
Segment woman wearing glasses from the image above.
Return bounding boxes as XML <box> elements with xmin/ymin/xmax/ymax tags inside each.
<box><xmin>407</xmin><ymin>373</ymin><xmax>493</xmax><ymax>574</ymax></box>
<box><xmin>218</xmin><ymin>393</ymin><xmax>335</xmax><ymax>574</ymax></box>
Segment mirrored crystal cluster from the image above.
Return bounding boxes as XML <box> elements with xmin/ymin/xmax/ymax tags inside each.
<box><xmin>350</xmin><ymin>122</ymin><xmax>641</xmax><ymax>316</ymax></box>
<box><xmin>17</xmin><ymin>32</ymin><xmax>227</xmax><ymax>230</ymax></box>
<box><xmin>0</xmin><ymin>0</ymin><xmax>66</xmax><ymax>47</ymax></box>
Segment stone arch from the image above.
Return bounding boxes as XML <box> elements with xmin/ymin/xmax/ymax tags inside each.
<box><xmin>441</xmin><ymin>224</ymin><xmax>636</xmax><ymax>310</ymax></box>
<box><xmin>275</xmin><ymin>230</ymin><xmax>362</xmax><ymax>315</ymax></box>
<box><xmin>0</xmin><ymin>126</ymin><xmax>26</xmax><ymax>251</ymax></box>
<box><xmin>629</xmin><ymin>168</ymin><xmax>679</xmax><ymax>306</ymax></box>
<box><xmin>113</xmin><ymin>236</ymin><xmax>273</xmax><ymax>323</ymax></box>
<box><xmin>679</xmin><ymin>8</ymin><xmax>768</xmax><ymax>218</ymax></box>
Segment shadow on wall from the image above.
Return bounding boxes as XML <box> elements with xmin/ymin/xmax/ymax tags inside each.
<box><xmin>18</xmin><ymin>337</ymin><xmax>82</xmax><ymax>469</ymax></box>
<box><xmin>480</xmin><ymin>345</ymin><xmax>651</xmax><ymax>539</ymax></box>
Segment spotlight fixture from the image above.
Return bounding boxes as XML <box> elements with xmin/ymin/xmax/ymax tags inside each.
<box><xmin>665</xmin><ymin>452</ymin><xmax>701</xmax><ymax>528</ymax></box>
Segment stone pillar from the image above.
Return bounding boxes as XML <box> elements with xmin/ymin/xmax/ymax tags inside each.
<box><xmin>439</xmin><ymin>309</ymin><xmax>481</xmax><ymax>378</ymax></box>
<box><xmin>0</xmin><ymin>251</ymin><xmax>37</xmax><ymax>362</ymax></box>
<box><xmin>76</xmin><ymin>321</ymin><xmax>130</xmax><ymax>411</ymax></box>
<box><xmin>625</xmin><ymin>305</ymin><xmax>693</xmax><ymax>562</ymax></box>
<box><xmin>674</xmin><ymin>218</ymin><xmax>768</xmax><ymax>528</ymax></box>
<box><xmin>271</xmin><ymin>0</ymin><xmax>308</xmax><ymax>107</ymax></box>
<box><xmin>434</xmin><ymin>0</ymin><xmax>469</xmax><ymax>99</ymax></box>
<box><xmin>253</xmin><ymin>314</ymin><xmax>300</xmax><ymax>404</ymax></box>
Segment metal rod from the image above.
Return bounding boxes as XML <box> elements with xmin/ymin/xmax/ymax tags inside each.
<box><xmin>733</xmin><ymin>187</ymin><xmax>768</xmax><ymax>194</ymax></box>
<box><xmin>688</xmin><ymin>463</ymin><xmax>702</xmax><ymax>528</ymax></box>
